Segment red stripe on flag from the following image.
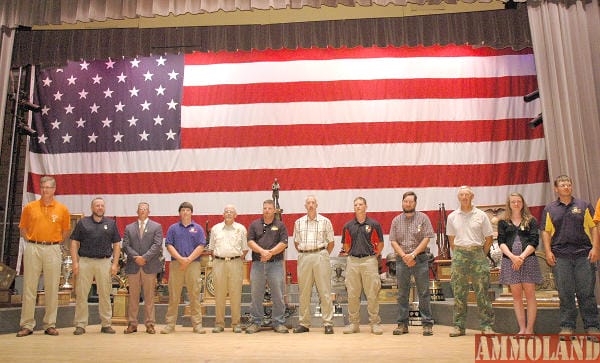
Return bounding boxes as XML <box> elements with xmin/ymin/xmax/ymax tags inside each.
<box><xmin>182</xmin><ymin>76</ymin><xmax>538</xmax><ymax>105</ymax></box>
<box><xmin>32</xmin><ymin>161</ymin><xmax>548</xmax><ymax>195</ymax></box>
<box><xmin>181</xmin><ymin>120</ymin><xmax>544</xmax><ymax>148</ymax></box>
<box><xmin>185</xmin><ymin>46</ymin><xmax>533</xmax><ymax>65</ymax></box>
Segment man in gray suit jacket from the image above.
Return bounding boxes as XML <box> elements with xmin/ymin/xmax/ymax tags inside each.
<box><xmin>122</xmin><ymin>202</ymin><xmax>164</xmax><ymax>334</ymax></box>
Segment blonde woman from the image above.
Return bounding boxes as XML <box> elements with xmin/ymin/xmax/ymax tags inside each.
<box><xmin>498</xmin><ymin>193</ymin><xmax>543</xmax><ymax>336</ymax></box>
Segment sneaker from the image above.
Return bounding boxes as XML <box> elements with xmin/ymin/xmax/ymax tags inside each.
<box><xmin>343</xmin><ymin>324</ymin><xmax>360</xmax><ymax>334</ymax></box>
<box><xmin>585</xmin><ymin>327</ymin><xmax>600</xmax><ymax>343</ymax></box>
<box><xmin>193</xmin><ymin>325</ymin><xmax>207</xmax><ymax>334</ymax></box>
<box><xmin>559</xmin><ymin>327</ymin><xmax>574</xmax><ymax>341</ymax></box>
<box><xmin>481</xmin><ymin>326</ymin><xmax>495</xmax><ymax>335</ymax></box>
<box><xmin>324</xmin><ymin>325</ymin><xmax>334</xmax><ymax>334</ymax></box>
<box><xmin>371</xmin><ymin>324</ymin><xmax>383</xmax><ymax>335</ymax></box>
<box><xmin>160</xmin><ymin>325</ymin><xmax>175</xmax><ymax>334</ymax></box>
<box><xmin>393</xmin><ymin>324</ymin><xmax>408</xmax><ymax>335</ymax></box>
<box><xmin>423</xmin><ymin>325</ymin><xmax>433</xmax><ymax>336</ymax></box>
<box><xmin>73</xmin><ymin>327</ymin><xmax>86</xmax><ymax>335</ymax></box>
<box><xmin>273</xmin><ymin>325</ymin><xmax>289</xmax><ymax>334</ymax></box>
<box><xmin>233</xmin><ymin>326</ymin><xmax>243</xmax><ymax>333</ymax></box>
<box><xmin>449</xmin><ymin>326</ymin><xmax>465</xmax><ymax>337</ymax></box>
<box><xmin>245</xmin><ymin>323</ymin><xmax>260</xmax><ymax>334</ymax></box>
<box><xmin>212</xmin><ymin>326</ymin><xmax>224</xmax><ymax>333</ymax></box>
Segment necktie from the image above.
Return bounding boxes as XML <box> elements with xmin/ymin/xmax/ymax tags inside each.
<box><xmin>139</xmin><ymin>222</ymin><xmax>144</xmax><ymax>239</ymax></box>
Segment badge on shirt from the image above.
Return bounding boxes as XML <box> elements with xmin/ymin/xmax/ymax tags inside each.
<box><xmin>271</xmin><ymin>226</ymin><xmax>279</xmax><ymax>231</ymax></box>
<box><xmin>571</xmin><ymin>207</ymin><xmax>582</xmax><ymax>214</ymax></box>
<box><xmin>190</xmin><ymin>227</ymin><xmax>197</xmax><ymax>233</ymax></box>
<box><xmin>365</xmin><ymin>225</ymin><xmax>371</xmax><ymax>233</ymax></box>
<box><xmin>51</xmin><ymin>214</ymin><xmax>58</xmax><ymax>223</ymax></box>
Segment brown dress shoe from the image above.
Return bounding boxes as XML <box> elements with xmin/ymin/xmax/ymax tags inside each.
<box><xmin>44</xmin><ymin>327</ymin><xmax>59</xmax><ymax>336</ymax></box>
<box><xmin>124</xmin><ymin>324</ymin><xmax>137</xmax><ymax>334</ymax></box>
<box><xmin>146</xmin><ymin>325</ymin><xmax>156</xmax><ymax>334</ymax></box>
<box><xmin>16</xmin><ymin>328</ymin><xmax>33</xmax><ymax>337</ymax></box>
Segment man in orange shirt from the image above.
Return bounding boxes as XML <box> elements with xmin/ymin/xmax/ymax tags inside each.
<box><xmin>17</xmin><ymin>176</ymin><xmax>71</xmax><ymax>337</ymax></box>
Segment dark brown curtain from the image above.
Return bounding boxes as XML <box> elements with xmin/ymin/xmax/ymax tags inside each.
<box><xmin>11</xmin><ymin>6</ymin><xmax>531</xmax><ymax>68</ymax></box>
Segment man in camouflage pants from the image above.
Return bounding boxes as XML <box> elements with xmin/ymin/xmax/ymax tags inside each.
<box><xmin>446</xmin><ymin>186</ymin><xmax>495</xmax><ymax>337</ymax></box>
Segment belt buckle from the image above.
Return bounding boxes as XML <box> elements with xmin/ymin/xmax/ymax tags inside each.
<box><xmin>224</xmin><ymin>257</ymin><xmax>232</xmax><ymax>261</ymax></box>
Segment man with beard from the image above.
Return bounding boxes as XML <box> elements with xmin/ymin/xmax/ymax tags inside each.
<box><xmin>389</xmin><ymin>191</ymin><xmax>435</xmax><ymax>336</ymax></box>
<box><xmin>71</xmin><ymin>197</ymin><xmax>121</xmax><ymax>335</ymax></box>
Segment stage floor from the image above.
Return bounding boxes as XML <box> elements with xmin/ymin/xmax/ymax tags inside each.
<box><xmin>0</xmin><ymin>323</ymin><xmax>479</xmax><ymax>362</ymax></box>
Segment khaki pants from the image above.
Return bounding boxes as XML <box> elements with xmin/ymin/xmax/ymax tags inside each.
<box><xmin>297</xmin><ymin>250</ymin><xmax>333</xmax><ymax>327</ymax></box>
<box><xmin>127</xmin><ymin>269</ymin><xmax>157</xmax><ymax>327</ymax></box>
<box><xmin>20</xmin><ymin>243</ymin><xmax>62</xmax><ymax>330</ymax></box>
<box><xmin>164</xmin><ymin>260</ymin><xmax>202</xmax><ymax>328</ymax></box>
<box><xmin>212</xmin><ymin>258</ymin><xmax>243</xmax><ymax>329</ymax></box>
<box><xmin>345</xmin><ymin>256</ymin><xmax>381</xmax><ymax>325</ymax></box>
<box><xmin>74</xmin><ymin>257</ymin><xmax>113</xmax><ymax>328</ymax></box>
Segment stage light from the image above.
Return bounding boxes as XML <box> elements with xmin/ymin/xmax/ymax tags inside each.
<box><xmin>18</xmin><ymin>99</ymin><xmax>41</xmax><ymax>112</ymax></box>
<box><xmin>17</xmin><ymin>122</ymin><xmax>37</xmax><ymax>137</ymax></box>
<box><xmin>528</xmin><ymin>113</ymin><xmax>543</xmax><ymax>129</ymax></box>
<box><xmin>524</xmin><ymin>90</ymin><xmax>539</xmax><ymax>103</ymax></box>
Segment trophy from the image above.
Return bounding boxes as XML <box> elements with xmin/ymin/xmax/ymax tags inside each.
<box><xmin>61</xmin><ymin>255</ymin><xmax>73</xmax><ymax>289</ymax></box>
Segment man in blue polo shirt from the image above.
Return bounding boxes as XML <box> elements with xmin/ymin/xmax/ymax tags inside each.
<box><xmin>541</xmin><ymin>175</ymin><xmax>599</xmax><ymax>341</ymax></box>
<box><xmin>161</xmin><ymin>202</ymin><xmax>207</xmax><ymax>334</ymax></box>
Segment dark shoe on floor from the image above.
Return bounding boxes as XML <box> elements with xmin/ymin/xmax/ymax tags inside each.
<box><xmin>44</xmin><ymin>327</ymin><xmax>59</xmax><ymax>336</ymax></box>
<box><xmin>124</xmin><ymin>324</ymin><xmax>137</xmax><ymax>334</ymax></box>
<box><xmin>324</xmin><ymin>325</ymin><xmax>334</xmax><ymax>334</ymax></box>
<box><xmin>449</xmin><ymin>326</ymin><xmax>465</xmax><ymax>337</ymax></box>
<box><xmin>73</xmin><ymin>327</ymin><xmax>86</xmax><ymax>335</ymax></box>
<box><xmin>423</xmin><ymin>325</ymin><xmax>433</xmax><ymax>336</ymax></box>
<box><xmin>273</xmin><ymin>325</ymin><xmax>289</xmax><ymax>333</ymax></box>
<box><xmin>101</xmin><ymin>326</ymin><xmax>116</xmax><ymax>334</ymax></box>
<box><xmin>293</xmin><ymin>325</ymin><xmax>309</xmax><ymax>333</ymax></box>
<box><xmin>393</xmin><ymin>324</ymin><xmax>408</xmax><ymax>335</ymax></box>
<box><xmin>146</xmin><ymin>325</ymin><xmax>156</xmax><ymax>334</ymax></box>
<box><xmin>16</xmin><ymin>328</ymin><xmax>33</xmax><ymax>337</ymax></box>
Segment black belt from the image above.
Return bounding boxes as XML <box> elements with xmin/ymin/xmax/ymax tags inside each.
<box><xmin>350</xmin><ymin>254</ymin><xmax>374</xmax><ymax>258</ymax></box>
<box><xmin>28</xmin><ymin>240</ymin><xmax>61</xmax><ymax>245</ymax></box>
<box><xmin>213</xmin><ymin>255</ymin><xmax>241</xmax><ymax>261</ymax></box>
<box><xmin>299</xmin><ymin>247</ymin><xmax>326</xmax><ymax>253</ymax></box>
<box><xmin>80</xmin><ymin>256</ymin><xmax>111</xmax><ymax>259</ymax></box>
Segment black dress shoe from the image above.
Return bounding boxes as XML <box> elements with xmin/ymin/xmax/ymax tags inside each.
<box><xmin>293</xmin><ymin>325</ymin><xmax>309</xmax><ymax>333</ymax></box>
<box><xmin>324</xmin><ymin>325</ymin><xmax>334</xmax><ymax>334</ymax></box>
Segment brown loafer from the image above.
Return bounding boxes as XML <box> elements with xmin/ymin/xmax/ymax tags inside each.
<box><xmin>16</xmin><ymin>328</ymin><xmax>33</xmax><ymax>337</ymax></box>
<box><xmin>124</xmin><ymin>324</ymin><xmax>137</xmax><ymax>334</ymax></box>
<box><xmin>44</xmin><ymin>327</ymin><xmax>59</xmax><ymax>336</ymax></box>
<box><xmin>146</xmin><ymin>325</ymin><xmax>155</xmax><ymax>334</ymax></box>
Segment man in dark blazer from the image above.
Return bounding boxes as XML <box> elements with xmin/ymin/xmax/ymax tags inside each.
<box><xmin>122</xmin><ymin>202</ymin><xmax>164</xmax><ymax>334</ymax></box>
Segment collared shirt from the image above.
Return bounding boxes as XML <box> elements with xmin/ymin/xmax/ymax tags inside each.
<box><xmin>19</xmin><ymin>199</ymin><xmax>70</xmax><ymax>242</ymax></box>
<box><xmin>209</xmin><ymin>221</ymin><xmax>248</xmax><ymax>258</ymax></box>
<box><xmin>293</xmin><ymin>213</ymin><xmax>334</xmax><ymax>251</ymax></box>
<box><xmin>165</xmin><ymin>220</ymin><xmax>206</xmax><ymax>261</ymax></box>
<box><xmin>247</xmin><ymin>218</ymin><xmax>288</xmax><ymax>262</ymax></box>
<box><xmin>540</xmin><ymin>197</ymin><xmax>595</xmax><ymax>258</ymax></box>
<box><xmin>446</xmin><ymin>207</ymin><xmax>493</xmax><ymax>247</ymax></box>
<box><xmin>341</xmin><ymin>216</ymin><xmax>383</xmax><ymax>257</ymax></box>
<box><xmin>389</xmin><ymin>211</ymin><xmax>435</xmax><ymax>253</ymax></box>
<box><xmin>71</xmin><ymin>216</ymin><xmax>121</xmax><ymax>258</ymax></box>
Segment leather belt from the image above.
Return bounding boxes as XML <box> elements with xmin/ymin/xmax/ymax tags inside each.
<box><xmin>299</xmin><ymin>247</ymin><xmax>326</xmax><ymax>253</ymax></box>
<box><xmin>28</xmin><ymin>240</ymin><xmax>61</xmax><ymax>245</ymax></box>
<box><xmin>454</xmin><ymin>245</ymin><xmax>482</xmax><ymax>251</ymax></box>
<box><xmin>213</xmin><ymin>255</ymin><xmax>241</xmax><ymax>261</ymax></box>
<box><xmin>350</xmin><ymin>254</ymin><xmax>374</xmax><ymax>258</ymax></box>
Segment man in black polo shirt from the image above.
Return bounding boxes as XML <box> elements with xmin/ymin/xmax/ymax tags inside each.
<box><xmin>541</xmin><ymin>175</ymin><xmax>599</xmax><ymax>341</ymax></box>
<box><xmin>245</xmin><ymin>199</ymin><xmax>289</xmax><ymax>334</ymax></box>
<box><xmin>70</xmin><ymin>197</ymin><xmax>121</xmax><ymax>335</ymax></box>
<box><xmin>341</xmin><ymin>196</ymin><xmax>384</xmax><ymax>335</ymax></box>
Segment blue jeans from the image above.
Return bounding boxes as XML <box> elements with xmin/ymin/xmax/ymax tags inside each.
<box><xmin>250</xmin><ymin>260</ymin><xmax>286</xmax><ymax>326</ymax></box>
<box><xmin>396</xmin><ymin>254</ymin><xmax>433</xmax><ymax>326</ymax></box>
<box><xmin>553</xmin><ymin>256</ymin><xmax>599</xmax><ymax>330</ymax></box>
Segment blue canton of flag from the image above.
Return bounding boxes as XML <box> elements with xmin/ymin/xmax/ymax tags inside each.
<box><xmin>30</xmin><ymin>54</ymin><xmax>184</xmax><ymax>153</ymax></box>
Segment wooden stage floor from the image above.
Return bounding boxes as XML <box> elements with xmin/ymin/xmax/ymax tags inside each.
<box><xmin>0</xmin><ymin>323</ymin><xmax>479</xmax><ymax>362</ymax></box>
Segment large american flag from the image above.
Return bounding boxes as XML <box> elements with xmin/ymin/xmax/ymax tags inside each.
<box><xmin>25</xmin><ymin>45</ymin><xmax>549</xmax><ymax>264</ymax></box>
